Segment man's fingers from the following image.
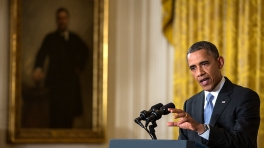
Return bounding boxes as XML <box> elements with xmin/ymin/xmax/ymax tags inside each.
<box><xmin>168</xmin><ymin>108</ymin><xmax>184</xmax><ymax>113</ymax></box>
<box><xmin>167</xmin><ymin>122</ymin><xmax>178</xmax><ymax>126</ymax></box>
<box><xmin>173</xmin><ymin>112</ymin><xmax>188</xmax><ymax>119</ymax></box>
<box><xmin>168</xmin><ymin>108</ymin><xmax>187</xmax><ymax>118</ymax></box>
<box><xmin>177</xmin><ymin>117</ymin><xmax>188</xmax><ymax>124</ymax></box>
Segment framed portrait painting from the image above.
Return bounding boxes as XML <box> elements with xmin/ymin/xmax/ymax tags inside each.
<box><xmin>8</xmin><ymin>0</ymin><xmax>108</xmax><ymax>143</ymax></box>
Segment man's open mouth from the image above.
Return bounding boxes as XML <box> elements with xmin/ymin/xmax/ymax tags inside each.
<box><xmin>199</xmin><ymin>78</ymin><xmax>209</xmax><ymax>86</ymax></box>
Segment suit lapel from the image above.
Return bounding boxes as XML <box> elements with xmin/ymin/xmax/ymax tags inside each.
<box><xmin>189</xmin><ymin>91</ymin><xmax>205</xmax><ymax>143</ymax></box>
<box><xmin>195</xmin><ymin>92</ymin><xmax>206</xmax><ymax>143</ymax></box>
<box><xmin>194</xmin><ymin>92</ymin><xmax>205</xmax><ymax>124</ymax></box>
<box><xmin>210</xmin><ymin>77</ymin><xmax>233</xmax><ymax>126</ymax></box>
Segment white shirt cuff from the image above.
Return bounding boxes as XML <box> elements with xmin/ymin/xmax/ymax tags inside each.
<box><xmin>199</xmin><ymin>128</ymin><xmax>210</xmax><ymax>140</ymax></box>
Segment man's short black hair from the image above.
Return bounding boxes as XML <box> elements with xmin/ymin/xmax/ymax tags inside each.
<box><xmin>56</xmin><ymin>7</ymin><xmax>69</xmax><ymax>17</ymax></box>
<box><xmin>187</xmin><ymin>41</ymin><xmax>219</xmax><ymax>59</ymax></box>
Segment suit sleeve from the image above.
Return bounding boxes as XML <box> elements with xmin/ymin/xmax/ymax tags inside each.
<box><xmin>71</xmin><ymin>34</ymin><xmax>89</xmax><ymax>72</ymax></box>
<box><xmin>77</xmin><ymin>37</ymin><xmax>89</xmax><ymax>71</ymax></box>
<box><xmin>34</xmin><ymin>35</ymin><xmax>50</xmax><ymax>69</ymax></box>
<box><xmin>207</xmin><ymin>89</ymin><xmax>260</xmax><ymax>148</ymax></box>
<box><xmin>178</xmin><ymin>101</ymin><xmax>189</xmax><ymax>140</ymax></box>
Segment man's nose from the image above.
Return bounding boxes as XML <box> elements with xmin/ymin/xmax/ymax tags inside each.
<box><xmin>197</xmin><ymin>67</ymin><xmax>205</xmax><ymax>77</ymax></box>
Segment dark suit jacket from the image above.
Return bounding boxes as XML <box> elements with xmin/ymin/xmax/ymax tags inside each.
<box><xmin>179</xmin><ymin>77</ymin><xmax>260</xmax><ymax>148</ymax></box>
<box><xmin>34</xmin><ymin>30</ymin><xmax>88</xmax><ymax>117</ymax></box>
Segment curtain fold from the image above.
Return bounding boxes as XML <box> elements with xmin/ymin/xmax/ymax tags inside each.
<box><xmin>162</xmin><ymin>0</ymin><xmax>264</xmax><ymax>147</ymax></box>
<box><xmin>162</xmin><ymin>0</ymin><xmax>175</xmax><ymax>44</ymax></box>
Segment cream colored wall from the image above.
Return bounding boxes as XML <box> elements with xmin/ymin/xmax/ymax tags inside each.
<box><xmin>0</xmin><ymin>0</ymin><xmax>174</xmax><ymax>147</ymax></box>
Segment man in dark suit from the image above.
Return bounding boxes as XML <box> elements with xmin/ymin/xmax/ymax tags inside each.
<box><xmin>167</xmin><ymin>41</ymin><xmax>260</xmax><ymax>148</ymax></box>
<box><xmin>32</xmin><ymin>7</ymin><xmax>89</xmax><ymax>128</ymax></box>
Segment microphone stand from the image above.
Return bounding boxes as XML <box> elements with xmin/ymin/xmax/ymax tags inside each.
<box><xmin>148</xmin><ymin>121</ymin><xmax>157</xmax><ymax>140</ymax></box>
<box><xmin>134</xmin><ymin>119</ymin><xmax>155</xmax><ymax>139</ymax></box>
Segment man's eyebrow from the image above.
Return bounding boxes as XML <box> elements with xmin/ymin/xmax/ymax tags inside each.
<box><xmin>188</xmin><ymin>60</ymin><xmax>210</xmax><ymax>68</ymax></box>
<box><xmin>189</xmin><ymin>65</ymin><xmax>196</xmax><ymax>69</ymax></box>
<box><xmin>199</xmin><ymin>60</ymin><xmax>210</xmax><ymax>64</ymax></box>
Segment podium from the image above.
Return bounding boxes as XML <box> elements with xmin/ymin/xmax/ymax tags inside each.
<box><xmin>109</xmin><ymin>139</ymin><xmax>209</xmax><ymax>148</ymax></box>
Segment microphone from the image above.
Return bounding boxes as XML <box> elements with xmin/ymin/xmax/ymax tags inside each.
<box><xmin>145</xmin><ymin>102</ymin><xmax>175</xmax><ymax>127</ymax></box>
<box><xmin>134</xmin><ymin>103</ymin><xmax>163</xmax><ymax>128</ymax></box>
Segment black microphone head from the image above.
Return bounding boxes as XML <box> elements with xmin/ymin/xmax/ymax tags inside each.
<box><xmin>160</xmin><ymin>102</ymin><xmax>175</xmax><ymax>115</ymax></box>
<box><xmin>150</xmin><ymin>103</ymin><xmax>163</xmax><ymax>110</ymax></box>
<box><xmin>146</xmin><ymin>103</ymin><xmax>175</xmax><ymax>123</ymax></box>
<box><xmin>136</xmin><ymin>103</ymin><xmax>163</xmax><ymax>128</ymax></box>
<box><xmin>145</xmin><ymin>103</ymin><xmax>175</xmax><ymax>127</ymax></box>
<box><xmin>137</xmin><ymin>103</ymin><xmax>163</xmax><ymax>121</ymax></box>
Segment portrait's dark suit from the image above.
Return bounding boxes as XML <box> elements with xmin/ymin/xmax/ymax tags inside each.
<box><xmin>34</xmin><ymin>30</ymin><xmax>88</xmax><ymax>128</ymax></box>
<box><xmin>179</xmin><ymin>77</ymin><xmax>260</xmax><ymax>148</ymax></box>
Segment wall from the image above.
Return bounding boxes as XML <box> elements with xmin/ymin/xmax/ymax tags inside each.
<box><xmin>0</xmin><ymin>0</ymin><xmax>174</xmax><ymax>147</ymax></box>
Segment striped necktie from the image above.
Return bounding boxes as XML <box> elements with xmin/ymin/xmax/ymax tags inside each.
<box><xmin>204</xmin><ymin>93</ymin><xmax>214</xmax><ymax>124</ymax></box>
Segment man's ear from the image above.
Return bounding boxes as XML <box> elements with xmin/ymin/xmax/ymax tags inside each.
<box><xmin>218</xmin><ymin>56</ymin><xmax>224</xmax><ymax>69</ymax></box>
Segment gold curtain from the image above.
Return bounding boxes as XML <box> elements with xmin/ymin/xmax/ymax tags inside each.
<box><xmin>162</xmin><ymin>0</ymin><xmax>264</xmax><ymax>147</ymax></box>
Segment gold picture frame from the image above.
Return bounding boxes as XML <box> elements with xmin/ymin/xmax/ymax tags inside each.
<box><xmin>8</xmin><ymin>0</ymin><xmax>108</xmax><ymax>143</ymax></box>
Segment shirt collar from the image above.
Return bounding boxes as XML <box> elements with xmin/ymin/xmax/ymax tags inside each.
<box><xmin>204</xmin><ymin>76</ymin><xmax>225</xmax><ymax>99</ymax></box>
<box><xmin>60</xmin><ymin>30</ymin><xmax>69</xmax><ymax>40</ymax></box>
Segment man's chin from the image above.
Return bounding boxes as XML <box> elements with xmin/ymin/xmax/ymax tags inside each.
<box><xmin>200</xmin><ymin>85</ymin><xmax>213</xmax><ymax>91</ymax></box>
<box><xmin>58</xmin><ymin>27</ymin><xmax>67</xmax><ymax>32</ymax></box>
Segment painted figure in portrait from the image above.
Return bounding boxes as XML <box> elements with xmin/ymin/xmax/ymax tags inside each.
<box><xmin>21</xmin><ymin>5</ymin><xmax>93</xmax><ymax>129</ymax></box>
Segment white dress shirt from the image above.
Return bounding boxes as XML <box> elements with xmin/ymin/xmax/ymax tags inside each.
<box><xmin>199</xmin><ymin>77</ymin><xmax>225</xmax><ymax>140</ymax></box>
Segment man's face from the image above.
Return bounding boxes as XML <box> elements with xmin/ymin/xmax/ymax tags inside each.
<box><xmin>187</xmin><ymin>49</ymin><xmax>224</xmax><ymax>91</ymax></box>
<box><xmin>57</xmin><ymin>11</ymin><xmax>69</xmax><ymax>31</ymax></box>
